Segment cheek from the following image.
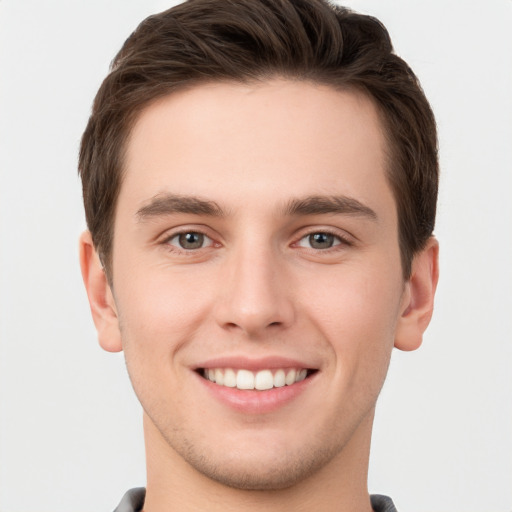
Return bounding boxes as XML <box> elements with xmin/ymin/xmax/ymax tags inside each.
<box><xmin>116</xmin><ymin>270</ymin><xmax>216</xmax><ymax>414</ymax></box>
<box><xmin>303</xmin><ymin>264</ymin><xmax>403</xmax><ymax>374</ymax></box>
<box><xmin>115</xmin><ymin>266</ymin><xmax>216</xmax><ymax>355</ymax></box>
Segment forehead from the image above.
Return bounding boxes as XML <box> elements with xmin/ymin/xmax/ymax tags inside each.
<box><xmin>121</xmin><ymin>79</ymin><xmax>394</xmax><ymax>223</ymax></box>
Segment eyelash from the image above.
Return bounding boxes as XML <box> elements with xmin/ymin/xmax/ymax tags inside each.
<box><xmin>160</xmin><ymin>228</ymin><xmax>353</xmax><ymax>254</ymax></box>
<box><xmin>162</xmin><ymin>229</ymin><xmax>217</xmax><ymax>253</ymax></box>
<box><xmin>294</xmin><ymin>229</ymin><xmax>353</xmax><ymax>251</ymax></box>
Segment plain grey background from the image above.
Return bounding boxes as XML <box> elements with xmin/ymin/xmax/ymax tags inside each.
<box><xmin>0</xmin><ymin>1</ymin><xmax>511</xmax><ymax>511</ymax></box>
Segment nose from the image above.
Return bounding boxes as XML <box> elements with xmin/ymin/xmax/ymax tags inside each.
<box><xmin>214</xmin><ymin>244</ymin><xmax>295</xmax><ymax>338</ymax></box>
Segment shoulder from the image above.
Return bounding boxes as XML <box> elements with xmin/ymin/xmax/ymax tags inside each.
<box><xmin>370</xmin><ymin>494</ymin><xmax>398</xmax><ymax>512</ymax></box>
<box><xmin>112</xmin><ymin>488</ymin><xmax>146</xmax><ymax>512</ymax></box>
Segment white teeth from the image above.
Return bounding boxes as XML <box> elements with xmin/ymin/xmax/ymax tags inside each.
<box><xmin>285</xmin><ymin>369</ymin><xmax>296</xmax><ymax>386</ymax></box>
<box><xmin>203</xmin><ymin>367</ymin><xmax>311</xmax><ymax>390</ymax></box>
<box><xmin>214</xmin><ymin>368</ymin><xmax>224</xmax><ymax>386</ymax></box>
<box><xmin>255</xmin><ymin>370</ymin><xmax>273</xmax><ymax>390</ymax></box>
<box><xmin>236</xmin><ymin>369</ymin><xmax>254</xmax><ymax>390</ymax></box>
<box><xmin>223</xmin><ymin>368</ymin><xmax>237</xmax><ymax>388</ymax></box>
<box><xmin>296</xmin><ymin>369</ymin><xmax>307</xmax><ymax>382</ymax></box>
<box><xmin>274</xmin><ymin>369</ymin><xmax>286</xmax><ymax>388</ymax></box>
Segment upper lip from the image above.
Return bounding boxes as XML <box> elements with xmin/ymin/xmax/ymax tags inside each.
<box><xmin>194</xmin><ymin>355</ymin><xmax>318</xmax><ymax>372</ymax></box>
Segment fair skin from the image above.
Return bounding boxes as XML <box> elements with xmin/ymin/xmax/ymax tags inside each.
<box><xmin>80</xmin><ymin>80</ymin><xmax>438</xmax><ymax>512</ymax></box>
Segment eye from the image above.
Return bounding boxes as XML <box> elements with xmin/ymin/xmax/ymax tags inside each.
<box><xmin>297</xmin><ymin>232</ymin><xmax>342</xmax><ymax>250</ymax></box>
<box><xmin>167</xmin><ymin>231</ymin><xmax>213</xmax><ymax>250</ymax></box>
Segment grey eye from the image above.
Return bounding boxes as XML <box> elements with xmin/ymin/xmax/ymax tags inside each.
<box><xmin>179</xmin><ymin>232</ymin><xmax>203</xmax><ymax>249</ymax></box>
<box><xmin>298</xmin><ymin>232</ymin><xmax>341</xmax><ymax>250</ymax></box>
<box><xmin>169</xmin><ymin>232</ymin><xmax>211</xmax><ymax>250</ymax></box>
<box><xmin>309</xmin><ymin>233</ymin><xmax>334</xmax><ymax>249</ymax></box>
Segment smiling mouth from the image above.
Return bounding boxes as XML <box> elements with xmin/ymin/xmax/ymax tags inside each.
<box><xmin>199</xmin><ymin>368</ymin><xmax>317</xmax><ymax>391</ymax></box>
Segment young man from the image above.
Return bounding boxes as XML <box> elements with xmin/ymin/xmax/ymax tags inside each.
<box><xmin>79</xmin><ymin>1</ymin><xmax>439</xmax><ymax>510</ymax></box>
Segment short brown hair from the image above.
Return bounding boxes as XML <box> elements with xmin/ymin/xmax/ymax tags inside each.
<box><xmin>79</xmin><ymin>0</ymin><xmax>438</xmax><ymax>279</ymax></box>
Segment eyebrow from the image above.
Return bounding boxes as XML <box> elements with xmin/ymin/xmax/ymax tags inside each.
<box><xmin>136</xmin><ymin>194</ymin><xmax>224</xmax><ymax>220</ymax></box>
<box><xmin>283</xmin><ymin>195</ymin><xmax>378</xmax><ymax>220</ymax></box>
<box><xmin>136</xmin><ymin>193</ymin><xmax>377</xmax><ymax>222</ymax></box>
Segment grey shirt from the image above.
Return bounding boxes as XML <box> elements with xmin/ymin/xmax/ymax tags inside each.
<box><xmin>113</xmin><ymin>488</ymin><xmax>398</xmax><ymax>511</ymax></box>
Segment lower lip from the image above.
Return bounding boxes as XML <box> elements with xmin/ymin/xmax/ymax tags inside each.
<box><xmin>195</xmin><ymin>372</ymin><xmax>316</xmax><ymax>414</ymax></box>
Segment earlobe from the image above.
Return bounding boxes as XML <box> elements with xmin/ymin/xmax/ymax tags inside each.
<box><xmin>79</xmin><ymin>231</ymin><xmax>123</xmax><ymax>352</ymax></box>
<box><xmin>394</xmin><ymin>237</ymin><xmax>439</xmax><ymax>351</ymax></box>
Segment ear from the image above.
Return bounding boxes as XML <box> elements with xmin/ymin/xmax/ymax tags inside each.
<box><xmin>79</xmin><ymin>231</ymin><xmax>122</xmax><ymax>352</ymax></box>
<box><xmin>394</xmin><ymin>237</ymin><xmax>439</xmax><ymax>351</ymax></box>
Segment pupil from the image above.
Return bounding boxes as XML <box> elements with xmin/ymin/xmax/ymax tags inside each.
<box><xmin>309</xmin><ymin>233</ymin><xmax>333</xmax><ymax>249</ymax></box>
<box><xmin>179</xmin><ymin>232</ymin><xmax>204</xmax><ymax>249</ymax></box>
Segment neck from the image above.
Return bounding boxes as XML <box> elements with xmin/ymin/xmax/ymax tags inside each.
<box><xmin>142</xmin><ymin>411</ymin><xmax>375</xmax><ymax>512</ymax></box>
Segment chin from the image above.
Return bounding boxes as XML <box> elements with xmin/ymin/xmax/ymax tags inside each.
<box><xmin>173</xmin><ymin>435</ymin><xmax>341</xmax><ymax>491</ymax></box>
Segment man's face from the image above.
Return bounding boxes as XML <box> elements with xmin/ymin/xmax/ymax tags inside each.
<box><xmin>109</xmin><ymin>80</ymin><xmax>409</xmax><ymax>489</ymax></box>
